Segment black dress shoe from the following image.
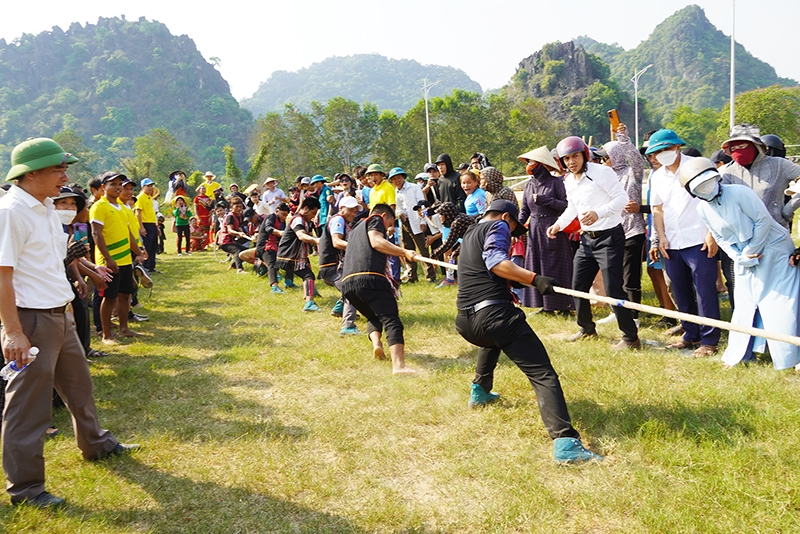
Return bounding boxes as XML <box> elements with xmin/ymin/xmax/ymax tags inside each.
<box><xmin>567</xmin><ymin>330</ymin><xmax>598</xmax><ymax>342</ymax></box>
<box><xmin>92</xmin><ymin>443</ymin><xmax>141</xmax><ymax>460</ymax></box>
<box><xmin>12</xmin><ymin>491</ymin><xmax>65</xmax><ymax>508</ymax></box>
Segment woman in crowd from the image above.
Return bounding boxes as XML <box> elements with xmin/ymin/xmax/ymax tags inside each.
<box><xmin>460</xmin><ymin>171</ymin><xmax>486</xmax><ymax>217</ymax></box>
<box><xmin>680</xmin><ymin>157</ymin><xmax>800</xmax><ymax>370</ymax></box>
<box><xmin>518</xmin><ymin>147</ymin><xmax>573</xmax><ymax>313</ymax></box>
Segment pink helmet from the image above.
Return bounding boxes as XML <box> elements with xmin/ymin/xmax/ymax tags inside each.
<box><xmin>556</xmin><ymin>136</ymin><xmax>591</xmax><ymax>168</ymax></box>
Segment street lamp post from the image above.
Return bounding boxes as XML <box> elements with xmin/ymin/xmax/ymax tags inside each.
<box><xmin>421</xmin><ymin>79</ymin><xmax>442</xmax><ymax>164</ymax></box>
<box><xmin>631</xmin><ymin>64</ymin><xmax>654</xmax><ymax>149</ymax></box>
<box><xmin>730</xmin><ymin>0</ymin><xmax>736</xmax><ymax>130</ymax></box>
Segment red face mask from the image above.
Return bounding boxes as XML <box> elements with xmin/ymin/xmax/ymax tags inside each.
<box><xmin>730</xmin><ymin>143</ymin><xmax>757</xmax><ymax>166</ymax></box>
<box><xmin>526</xmin><ymin>161</ymin><xmax>539</xmax><ymax>175</ymax></box>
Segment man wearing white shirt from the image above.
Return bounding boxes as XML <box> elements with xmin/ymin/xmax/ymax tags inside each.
<box><xmin>389</xmin><ymin>167</ymin><xmax>436</xmax><ymax>283</ymax></box>
<box><xmin>646</xmin><ymin>130</ymin><xmax>720</xmax><ymax>356</ymax></box>
<box><xmin>260</xmin><ymin>177</ymin><xmax>286</xmax><ymax>215</ymax></box>
<box><xmin>547</xmin><ymin>136</ymin><xmax>639</xmax><ymax>349</ymax></box>
<box><xmin>0</xmin><ymin>138</ymin><xmax>137</xmax><ymax>509</ymax></box>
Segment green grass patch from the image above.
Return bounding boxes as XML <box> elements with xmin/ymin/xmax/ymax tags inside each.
<box><xmin>2</xmin><ymin>240</ymin><xmax>800</xmax><ymax>533</ymax></box>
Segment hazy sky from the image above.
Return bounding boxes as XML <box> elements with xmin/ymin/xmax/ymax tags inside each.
<box><xmin>1</xmin><ymin>1</ymin><xmax>797</xmax><ymax>101</ymax></box>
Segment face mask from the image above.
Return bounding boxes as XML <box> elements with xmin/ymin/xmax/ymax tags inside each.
<box><xmin>56</xmin><ymin>209</ymin><xmax>77</xmax><ymax>226</ymax></box>
<box><xmin>730</xmin><ymin>144</ymin><xmax>757</xmax><ymax>166</ymax></box>
<box><xmin>655</xmin><ymin>148</ymin><xmax>679</xmax><ymax>167</ymax></box>
<box><xmin>526</xmin><ymin>161</ymin><xmax>539</xmax><ymax>175</ymax></box>
<box><xmin>690</xmin><ymin>177</ymin><xmax>721</xmax><ymax>201</ymax></box>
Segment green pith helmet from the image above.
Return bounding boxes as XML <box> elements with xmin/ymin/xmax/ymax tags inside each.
<box><xmin>365</xmin><ymin>163</ymin><xmax>385</xmax><ymax>175</ymax></box>
<box><xmin>6</xmin><ymin>138</ymin><xmax>79</xmax><ymax>182</ymax></box>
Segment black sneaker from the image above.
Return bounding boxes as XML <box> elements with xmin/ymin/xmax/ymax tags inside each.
<box><xmin>134</xmin><ymin>264</ymin><xmax>153</xmax><ymax>288</ymax></box>
<box><xmin>130</xmin><ymin>313</ymin><xmax>149</xmax><ymax>322</ymax></box>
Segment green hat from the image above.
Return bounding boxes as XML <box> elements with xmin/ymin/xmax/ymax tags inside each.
<box><xmin>365</xmin><ymin>163</ymin><xmax>385</xmax><ymax>175</ymax></box>
<box><xmin>6</xmin><ymin>138</ymin><xmax>79</xmax><ymax>181</ymax></box>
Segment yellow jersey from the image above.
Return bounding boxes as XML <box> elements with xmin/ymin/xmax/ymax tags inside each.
<box><xmin>89</xmin><ymin>197</ymin><xmax>132</xmax><ymax>266</ymax></box>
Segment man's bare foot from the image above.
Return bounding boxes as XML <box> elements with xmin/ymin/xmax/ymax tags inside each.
<box><xmin>392</xmin><ymin>366</ymin><xmax>417</xmax><ymax>375</ymax></box>
<box><xmin>119</xmin><ymin>329</ymin><xmax>143</xmax><ymax>337</ymax></box>
<box><xmin>101</xmin><ymin>337</ymin><xmax>118</xmax><ymax>345</ymax></box>
<box><xmin>373</xmin><ymin>346</ymin><xmax>386</xmax><ymax>360</ymax></box>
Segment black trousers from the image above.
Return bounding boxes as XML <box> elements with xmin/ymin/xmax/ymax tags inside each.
<box><xmin>455</xmin><ymin>303</ymin><xmax>580</xmax><ymax>440</ymax></box>
<box><xmin>142</xmin><ymin>222</ymin><xmax>158</xmax><ymax>271</ymax></box>
<box><xmin>572</xmin><ymin>225</ymin><xmax>638</xmax><ymax>341</ymax></box>
<box><xmin>176</xmin><ymin>225</ymin><xmax>191</xmax><ymax>253</ymax></box>
<box><xmin>719</xmin><ymin>249</ymin><xmax>735</xmax><ymax>310</ymax></box>
<box><xmin>622</xmin><ymin>233</ymin><xmax>646</xmax><ymax>319</ymax></box>
<box><xmin>220</xmin><ymin>243</ymin><xmax>247</xmax><ymax>270</ymax></box>
<box><xmin>344</xmin><ymin>287</ymin><xmax>404</xmax><ymax>346</ymax></box>
<box><xmin>259</xmin><ymin>249</ymin><xmax>279</xmax><ymax>285</ymax></box>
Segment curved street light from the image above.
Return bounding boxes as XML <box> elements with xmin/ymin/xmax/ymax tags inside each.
<box><xmin>631</xmin><ymin>64</ymin><xmax>654</xmax><ymax>149</ymax></box>
<box><xmin>421</xmin><ymin>79</ymin><xmax>442</xmax><ymax>164</ymax></box>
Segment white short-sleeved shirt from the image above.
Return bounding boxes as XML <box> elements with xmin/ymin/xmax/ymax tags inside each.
<box><xmin>0</xmin><ymin>185</ymin><xmax>74</xmax><ymax>308</ymax></box>
<box><xmin>649</xmin><ymin>154</ymin><xmax>708</xmax><ymax>249</ymax></box>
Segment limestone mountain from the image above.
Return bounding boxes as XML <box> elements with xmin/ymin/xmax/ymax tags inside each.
<box><xmin>240</xmin><ymin>54</ymin><xmax>482</xmax><ymax>117</ymax></box>
<box><xmin>0</xmin><ymin>16</ymin><xmax>253</xmax><ymax>177</ymax></box>
<box><xmin>576</xmin><ymin>5</ymin><xmax>797</xmax><ymax>116</ymax></box>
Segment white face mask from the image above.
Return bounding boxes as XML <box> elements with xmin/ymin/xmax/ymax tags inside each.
<box><xmin>56</xmin><ymin>209</ymin><xmax>77</xmax><ymax>226</ymax></box>
<box><xmin>655</xmin><ymin>148</ymin><xmax>679</xmax><ymax>167</ymax></box>
<box><xmin>690</xmin><ymin>176</ymin><xmax>721</xmax><ymax>201</ymax></box>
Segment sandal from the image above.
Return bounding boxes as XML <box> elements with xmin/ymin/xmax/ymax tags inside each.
<box><xmin>87</xmin><ymin>349</ymin><xmax>108</xmax><ymax>358</ymax></box>
<box><xmin>667</xmin><ymin>339</ymin><xmax>700</xmax><ymax>350</ymax></box>
<box><xmin>693</xmin><ymin>345</ymin><xmax>718</xmax><ymax>358</ymax></box>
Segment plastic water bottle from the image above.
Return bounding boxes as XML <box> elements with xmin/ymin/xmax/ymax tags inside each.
<box><xmin>0</xmin><ymin>347</ymin><xmax>39</xmax><ymax>382</ymax></box>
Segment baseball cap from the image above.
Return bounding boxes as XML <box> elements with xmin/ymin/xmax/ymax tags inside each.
<box><xmin>485</xmin><ymin>199</ymin><xmax>526</xmax><ymax>237</ymax></box>
<box><xmin>140</xmin><ymin>178</ymin><xmax>154</xmax><ymax>187</ymax></box>
<box><xmin>339</xmin><ymin>196</ymin><xmax>359</xmax><ymax>209</ymax></box>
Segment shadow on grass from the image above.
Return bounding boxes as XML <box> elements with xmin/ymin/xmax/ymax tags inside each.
<box><xmin>97</xmin><ymin>459</ymin><xmax>371</xmax><ymax>533</ymax></box>
<box><xmin>91</xmin><ymin>351</ymin><xmax>307</xmax><ymax>444</ymax></box>
<box><xmin>571</xmin><ymin>398</ymin><xmax>755</xmax><ymax>446</ymax></box>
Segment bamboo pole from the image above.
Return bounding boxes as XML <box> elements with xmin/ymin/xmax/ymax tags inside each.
<box><xmin>410</xmin><ymin>254</ymin><xmax>800</xmax><ymax>347</ymax></box>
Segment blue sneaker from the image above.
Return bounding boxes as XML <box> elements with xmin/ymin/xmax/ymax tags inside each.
<box><xmin>468</xmin><ymin>383</ymin><xmax>500</xmax><ymax>408</ymax></box>
<box><xmin>436</xmin><ymin>279</ymin><xmax>456</xmax><ymax>289</ymax></box>
<box><xmin>553</xmin><ymin>437</ymin><xmax>604</xmax><ymax>464</ymax></box>
<box><xmin>339</xmin><ymin>326</ymin><xmax>361</xmax><ymax>336</ymax></box>
<box><xmin>331</xmin><ymin>299</ymin><xmax>344</xmax><ymax>317</ymax></box>
<box><xmin>303</xmin><ymin>301</ymin><xmax>322</xmax><ymax>312</ymax></box>
<box><xmin>271</xmin><ymin>285</ymin><xmax>284</xmax><ymax>294</ymax></box>
<box><xmin>284</xmin><ymin>280</ymin><xmax>297</xmax><ymax>289</ymax></box>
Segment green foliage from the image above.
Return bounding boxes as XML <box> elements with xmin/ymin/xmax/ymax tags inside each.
<box><xmin>222</xmin><ymin>145</ymin><xmax>243</xmax><ymax>184</ymax></box>
<box><xmin>121</xmin><ymin>128</ymin><xmax>193</xmax><ymax>191</ymax></box>
<box><xmin>52</xmin><ymin>129</ymin><xmax>101</xmax><ymax>186</ymax></box>
<box><xmin>0</xmin><ymin>17</ymin><xmax>252</xmax><ymax>178</ymax></box>
<box><xmin>665</xmin><ymin>105</ymin><xmax>722</xmax><ymax>154</ymax></box>
<box><xmin>605</xmin><ymin>5</ymin><xmax>796</xmax><ymax>118</ymax></box>
<box><xmin>240</xmin><ymin>54</ymin><xmax>483</xmax><ymax>117</ymax></box>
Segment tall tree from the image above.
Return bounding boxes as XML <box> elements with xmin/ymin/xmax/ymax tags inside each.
<box><xmin>122</xmin><ymin>127</ymin><xmax>193</xmax><ymax>190</ymax></box>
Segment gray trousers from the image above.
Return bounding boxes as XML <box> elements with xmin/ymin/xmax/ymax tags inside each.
<box><xmin>1</xmin><ymin>308</ymin><xmax>118</xmax><ymax>502</ymax></box>
<box><xmin>321</xmin><ymin>270</ymin><xmax>357</xmax><ymax>329</ymax></box>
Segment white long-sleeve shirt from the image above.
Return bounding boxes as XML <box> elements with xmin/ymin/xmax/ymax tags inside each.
<box><xmin>394</xmin><ymin>181</ymin><xmax>426</xmax><ymax>234</ymax></box>
<box><xmin>555</xmin><ymin>162</ymin><xmax>628</xmax><ymax>232</ymax></box>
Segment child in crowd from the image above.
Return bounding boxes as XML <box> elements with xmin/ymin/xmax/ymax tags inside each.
<box><xmin>189</xmin><ymin>216</ymin><xmax>207</xmax><ymax>252</ymax></box>
<box><xmin>173</xmin><ymin>195</ymin><xmax>192</xmax><ymax>255</ymax></box>
<box><xmin>460</xmin><ymin>171</ymin><xmax>486</xmax><ymax>217</ymax></box>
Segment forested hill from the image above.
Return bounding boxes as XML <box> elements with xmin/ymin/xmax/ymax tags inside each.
<box><xmin>240</xmin><ymin>54</ymin><xmax>482</xmax><ymax>117</ymax></box>
<box><xmin>0</xmin><ymin>16</ymin><xmax>252</xmax><ymax>177</ymax></box>
<box><xmin>574</xmin><ymin>5</ymin><xmax>797</xmax><ymax>115</ymax></box>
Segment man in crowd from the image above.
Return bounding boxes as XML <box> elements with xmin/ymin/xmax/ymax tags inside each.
<box><xmin>260</xmin><ymin>177</ymin><xmax>287</xmax><ymax>215</ymax></box>
<box><xmin>90</xmin><ymin>173</ymin><xmax>146</xmax><ymax>344</ymax></box>
<box><xmin>277</xmin><ymin>196</ymin><xmax>322</xmax><ymax>312</ymax></box>
<box><xmin>647</xmin><ymin>129</ymin><xmax>720</xmax><ymax>357</ymax></box>
<box><xmin>255</xmin><ymin>202</ymin><xmax>290</xmax><ymax>293</ymax></box>
<box><xmin>365</xmin><ymin>164</ymin><xmax>395</xmax><ymax>209</ymax></box>
<box><xmin>317</xmin><ymin>196</ymin><xmax>362</xmax><ymax>334</ymax></box>
<box><xmin>389</xmin><ymin>167</ymin><xmax>436</xmax><ymax>283</ymax></box>
<box><xmin>134</xmin><ymin>178</ymin><xmax>158</xmax><ymax>272</ymax></box>
<box><xmin>456</xmin><ymin>199</ymin><xmax>602</xmax><ymax>463</ymax></box>
<box><xmin>0</xmin><ymin>138</ymin><xmax>137</xmax><ymax>509</ymax></box>
<box><xmin>198</xmin><ymin>171</ymin><xmax>221</xmax><ymax>198</ymax></box>
<box><xmin>547</xmin><ymin>136</ymin><xmax>640</xmax><ymax>350</ymax></box>
<box><xmin>341</xmin><ymin>203</ymin><xmax>417</xmax><ymax>374</ymax></box>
